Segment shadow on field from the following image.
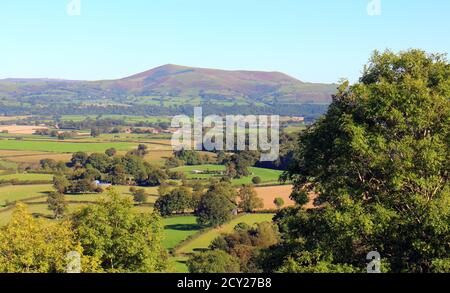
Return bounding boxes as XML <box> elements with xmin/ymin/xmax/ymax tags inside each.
<box><xmin>165</xmin><ymin>224</ymin><xmax>203</xmax><ymax>231</ymax></box>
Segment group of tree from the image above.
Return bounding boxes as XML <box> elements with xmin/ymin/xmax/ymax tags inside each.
<box><xmin>155</xmin><ymin>181</ymin><xmax>264</xmax><ymax>227</ymax></box>
<box><xmin>184</xmin><ymin>49</ymin><xmax>450</xmax><ymax>274</ymax></box>
<box><xmin>0</xmin><ymin>189</ymin><xmax>167</xmax><ymax>273</ymax></box>
<box><xmin>52</xmin><ymin>146</ymin><xmax>169</xmax><ymax>195</ymax></box>
<box><xmin>187</xmin><ymin>221</ymin><xmax>279</xmax><ymax>273</ymax></box>
<box><xmin>261</xmin><ymin>50</ymin><xmax>450</xmax><ymax>273</ymax></box>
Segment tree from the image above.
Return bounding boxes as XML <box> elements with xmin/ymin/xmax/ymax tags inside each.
<box><xmin>174</xmin><ymin>150</ymin><xmax>202</xmax><ymax>165</ymax></box>
<box><xmin>273</xmin><ymin>198</ymin><xmax>285</xmax><ymax>209</ymax></box>
<box><xmin>71</xmin><ymin>152</ymin><xmax>88</xmax><ymax>167</ymax></box>
<box><xmin>86</xmin><ymin>153</ymin><xmax>111</xmax><ymax>173</ymax></box>
<box><xmin>238</xmin><ymin>185</ymin><xmax>263</xmax><ymax>212</ymax></box>
<box><xmin>154</xmin><ymin>187</ymin><xmax>192</xmax><ymax>216</ymax></box>
<box><xmin>210</xmin><ymin>222</ymin><xmax>279</xmax><ymax>272</ymax></box>
<box><xmin>0</xmin><ymin>203</ymin><xmax>86</xmax><ymax>273</ymax></box>
<box><xmin>47</xmin><ymin>191</ymin><xmax>67</xmax><ymax>219</ymax></box>
<box><xmin>268</xmin><ymin>50</ymin><xmax>450</xmax><ymax>273</ymax></box>
<box><xmin>130</xmin><ymin>188</ymin><xmax>149</xmax><ymax>204</ymax></box>
<box><xmin>53</xmin><ymin>175</ymin><xmax>70</xmax><ymax>193</ymax></box>
<box><xmin>252</xmin><ymin>176</ymin><xmax>262</xmax><ymax>184</ymax></box>
<box><xmin>72</xmin><ymin>189</ymin><xmax>167</xmax><ymax>272</ymax></box>
<box><xmin>187</xmin><ymin>250</ymin><xmax>240</xmax><ymax>273</ymax></box>
<box><xmin>105</xmin><ymin>148</ymin><xmax>117</xmax><ymax>157</ymax></box>
<box><xmin>196</xmin><ymin>182</ymin><xmax>237</xmax><ymax>227</ymax></box>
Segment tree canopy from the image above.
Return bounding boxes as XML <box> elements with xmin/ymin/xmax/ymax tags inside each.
<box><xmin>272</xmin><ymin>49</ymin><xmax>450</xmax><ymax>273</ymax></box>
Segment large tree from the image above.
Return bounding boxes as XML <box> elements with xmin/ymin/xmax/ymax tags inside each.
<box><xmin>267</xmin><ymin>50</ymin><xmax>450</xmax><ymax>273</ymax></box>
<box><xmin>72</xmin><ymin>189</ymin><xmax>167</xmax><ymax>272</ymax></box>
<box><xmin>0</xmin><ymin>204</ymin><xmax>82</xmax><ymax>273</ymax></box>
<box><xmin>196</xmin><ymin>182</ymin><xmax>237</xmax><ymax>227</ymax></box>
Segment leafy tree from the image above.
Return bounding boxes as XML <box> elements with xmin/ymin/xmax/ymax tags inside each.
<box><xmin>174</xmin><ymin>150</ymin><xmax>203</xmax><ymax>165</ymax></box>
<box><xmin>0</xmin><ymin>203</ymin><xmax>90</xmax><ymax>273</ymax></box>
<box><xmin>154</xmin><ymin>187</ymin><xmax>192</xmax><ymax>216</ymax></box>
<box><xmin>238</xmin><ymin>185</ymin><xmax>263</xmax><ymax>212</ymax></box>
<box><xmin>130</xmin><ymin>188</ymin><xmax>149</xmax><ymax>204</ymax></box>
<box><xmin>269</xmin><ymin>49</ymin><xmax>450</xmax><ymax>273</ymax></box>
<box><xmin>105</xmin><ymin>148</ymin><xmax>117</xmax><ymax>157</ymax></box>
<box><xmin>86</xmin><ymin>153</ymin><xmax>111</xmax><ymax>173</ymax></box>
<box><xmin>196</xmin><ymin>182</ymin><xmax>237</xmax><ymax>227</ymax></box>
<box><xmin>72</xmin><ymin>189</ymin><xmax>167</xmax><ymax>272</ymax></box>
<box><xmin>53</xmin><ymin>175</ymin><xmax>70</xmax><ymax>193</ymax></box>
<box><xmin>273</xmin><ymin>197</ymin><xmax>285</xmax><ymax>209</ymax></box>
<box><xmin>210</xmin><ymin>222</ymin><xmax>278</xmax><ymax>273</ymax></box>
<box><xmin>252</xmin><ymin>176</ymin><xmax>262</xmax><ymax>184</ymax></box>
<box><xmin>71</xmin><ymin>152</ymin><xmax>89</xmax><ymax>167</ymax></box>
<box><xmin>187</xmin><ymin>250</ymin><xmax>240</xmax><ymax>273</ymax></box>
<box><xmin>47</xmin><ymin>191</ymin><xmax>67</xmax><ymax>219</ymax></box>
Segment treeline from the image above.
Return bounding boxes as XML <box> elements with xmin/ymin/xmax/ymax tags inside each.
<box><xmin>0</xmin><ymin>103</ymin><xmax>329</xmax><ymax>121</ymax></box>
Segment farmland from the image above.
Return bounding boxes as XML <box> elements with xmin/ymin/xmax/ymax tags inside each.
<box><xmin>0</xmin><ymin>115</ymin><xmax>295</xmax><ymax>273</ymax></box>
<box><xmin>172</xmin><ymin>164</ymin><xmax>284</xmax><ymax>186</ymax></box>
<box><xmin>0</xmin><ymin>139</ymin><xmax>136</xmax><ymax>153</ymax></box>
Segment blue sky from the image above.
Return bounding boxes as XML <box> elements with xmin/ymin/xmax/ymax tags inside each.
<box><xmin>0</xmin><ymin>0</ymin><xmax>449</xmax><ymax>83</ymax></box>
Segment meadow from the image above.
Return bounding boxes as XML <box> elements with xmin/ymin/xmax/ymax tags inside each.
<box><xmin>0</xmin><ymin>139</ymin><xmax>136</xmax><ymax>153</ymax></box>
<box><xmin>172</xmin><ymin>164</ymin><xmax>284</xmax><ymax>185</ymax></box>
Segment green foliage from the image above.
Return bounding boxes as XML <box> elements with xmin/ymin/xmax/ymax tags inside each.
<box><xmin>252</xmin><ymin>176</ymin><xmax>262</xmax><ymax>184</ymax></box>
<box><xmin>130</xmin><ymin>188</ymin><xmax>149</xmax><ymax>204</ymax></box>
<box><xmin>273</xmin><ymin>49</ymin><xmax>450</xmax><ymax>273</ymax></box>
<box><xmin>187</xmin><ymin>250</ymin><xmax>241</xmax><ymax>273</ymax></box>
<box><xmin>196</xmin><ymin>182</ymin><xmax>237</xmax><ymax>227</ymax></box>
<box><xmin>154</xmin><ymin>186</ymin><xmax>192</xmax><ymax>216</ymax></box>
<box><xmin>0</xmin><ymin>203</ymin><xmax>83</xmax><ymax>273</ymax></box>
<box><xmin>72</xmin><ymin>189</ymin><xmax>167</xmax><ymax>272</ymax></box>
<box><xmin>273</xmin><ymin>197</ymin><xmax>285</xmax><ymax>209</ymax></box>
<box><xmin>238</xmin><ymin>185</ymin><xmax>263</xmax><ymax>212</ymax></box>
<box><xmin>210</xmin><ymin>222</ymin><xmax>279</xmax><ymax>272</ymax></box>
<box><xmin>47</xmin><ymin>191</ymin><xmax>67</xmax><ymax>219</ymax></box>
<box><xmin>174</xmin><ymin>150</ymin><xmax>203</xmax><ymax>166</ymax></box>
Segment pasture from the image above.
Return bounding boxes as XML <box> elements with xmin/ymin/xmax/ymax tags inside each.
<box><xmin>174</xmin><ymin>213</ymin><xmax>275</xmax><ymax>255</ymax></box>
<box><xmin>172</xmin><ymin>165</ymin><xmax>283</xmax><ymax>185</ymax></box>
<box><xmin>0</xmin><ymin>173</ymin><xmax>54</xmax><ymax>182</ymax></box>
<box><xmin>0</xmin><ymin>139</ymin><xmax>136</xmax><ymax>153</ymax></box>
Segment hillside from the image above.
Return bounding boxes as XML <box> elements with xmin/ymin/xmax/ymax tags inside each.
<box><xmin>0</xmin><ymin>65</ymin><xmax>336</xmax><ymax>117</ymax></box>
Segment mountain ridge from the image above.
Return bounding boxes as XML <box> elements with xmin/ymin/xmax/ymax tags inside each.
<box><xmin>0</xmin><ymin>64</ymin><xmax>337</xmax><ymax>107</ymax></box>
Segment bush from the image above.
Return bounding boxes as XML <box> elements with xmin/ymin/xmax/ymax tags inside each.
<box><xmin>252</xmin><ymin>176</ymin><xmax>262</xmax><ymax>184</ymax></box>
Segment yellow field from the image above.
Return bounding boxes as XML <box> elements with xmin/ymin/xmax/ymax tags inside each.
<box><xmin>0</xmin><ymin>125</ymin><xmax>48</xmax><ymax>134</ymax></box>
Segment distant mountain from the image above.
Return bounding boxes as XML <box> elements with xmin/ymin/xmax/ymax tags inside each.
<box><xmin>0</xmin><ymin>64</ymin><xmax>336</xmax><ymax>105</ymax></box>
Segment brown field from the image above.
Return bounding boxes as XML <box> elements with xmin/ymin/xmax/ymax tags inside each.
<box><xmin>0</xmin><ymin>116</ymin><xmax>29</xmax><ymax>122</ymax></box>
<box><xmin>0</xmin><ymin>150</ymin><xmax>49</xmax><ymax>158</ymax></box>
<box><xmin>254</xmin><ymin>185</ymin><xmax>318</xmax><ymax>210</ymax></box>
<box><xmin>0</xmin><ymin>125</ymin><xmax>48</xmax><ymax>134</ymax></box>
<box><xmin>6</xmin><ymin>153</ymin><xmax>74</xmax><ymax>164</ymax></box>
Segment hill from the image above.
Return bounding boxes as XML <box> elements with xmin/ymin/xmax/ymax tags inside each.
<box><xmin>0</xmin><ymin>65</ymin><xmax>336</xmax><ymax>117</ymax></box>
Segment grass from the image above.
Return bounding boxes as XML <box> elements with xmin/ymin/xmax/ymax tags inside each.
<box><xmin>172</xmin><ymin>165</ymin><xmax>283</xmax><ymax>185</ymax></box>
<box><xmin>162</xmin><ymin>216</ymin><xmax>204</xmax><ymax>250</ymax></box>
<box><xmin>0</xmin><ymin>139</ymin><xmax>136</xmax><ymax>153</ymax></box>
<box><xmin>175</xmin><ymin>213</ymin><xmax>274</xmax><ymax>255</ymax></box>
<box><xmin>0</xmin><ymin>173</ymin><xmax>54</xmax><ymax>181</ymax></box>
<box><xmin>0</xmin><ymin>184</ymin><xmax>51</xmax><ymax>206</ymax></box>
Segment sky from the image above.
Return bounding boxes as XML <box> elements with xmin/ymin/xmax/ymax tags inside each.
<box><xmin>0</xmin><ymin>0</ymin><xmax>449</xmax><ymax>83</ymax></box>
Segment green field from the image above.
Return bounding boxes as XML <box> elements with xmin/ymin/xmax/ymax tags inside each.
<box><xmin>0</xmin><ymin>139</ymin><xmax>136</xmax><ymax>153</ymax></box>
<box><xmin>162</xmin><ymin>216</ymin><xmax>204</xmax><ymax>250</ymax></box>
<box><xmin>172</xmin><ymin>165</ymin><xmax>283</xmax><ymax>185</ymax></box>
<box><xmin>0</xmin><ymin>184</ymin><xmax>51</xmax><ymax>206</ymax></box>
<box><xmin>0</xmin><ymin>173</ymin><xmax>54</xmax><ymax>181</ymax></box>
<box><xmin>175</xmin><ymin>213</ymin><xmax>274</xmax><ymax>255</ymax></box>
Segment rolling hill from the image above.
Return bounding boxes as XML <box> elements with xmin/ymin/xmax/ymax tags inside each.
<box><xmin>0</xmin><ymin>65</ymin><xmax>336</xmax><ymax>118</ymax></box>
